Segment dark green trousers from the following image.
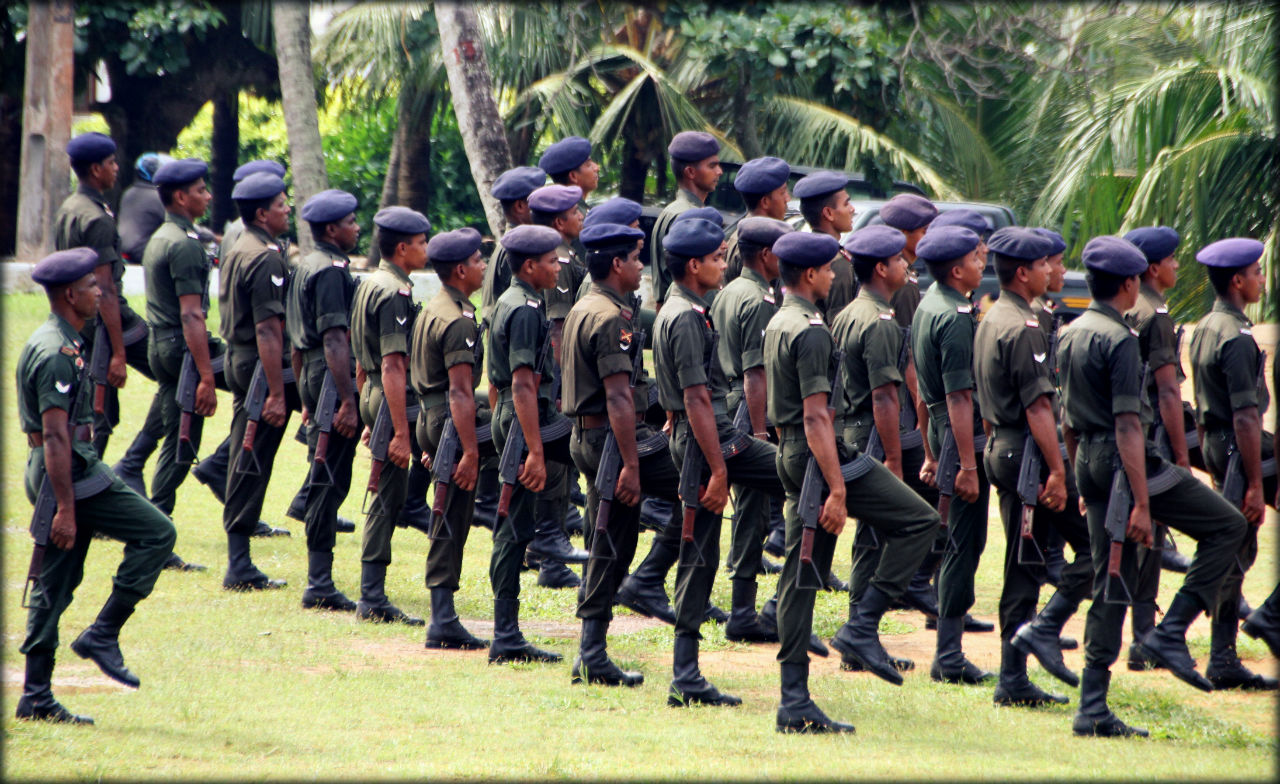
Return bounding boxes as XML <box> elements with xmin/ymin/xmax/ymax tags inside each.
<box><xmin>1202</xmin><ymin>429</ymin><xmax>1275</xmax><ymax>624</ymax></box>
<box><xmin>572</xmin><ymin>423</ymin><xmax>680</xmax><ymax>620</ymax></box>
<box><xmin>145</xmin><ymin>330</ymin><xmax>227</xmax><ymax>515</ymax></box>
<box><xmin>223</xmin><ymin>346</ymin><xmax>300</xmax><ymax>536</ymax></box>
<box><xmin>357</xmin><ymin>381</ymin><xmax>412</xmax><ymax>565</ymax></box>
<box><xmin>775</xmin><ymin>433</ymin><xmax>939</xmax><ymax>664</ymax></box>
<box><xmin>1074</xmin><ymin>435</ymin><xmax>1246</xmax><ymax>670</ymax></box>
<box><xmin>417</xmin><ymin>404</ymin><xmax>495</xmax><ymax>590</ymax></box>
<box><xmin>85</xmin><ymin>309</ymin><xmax>156</xmax><ymax>456</ymax></box>
<box><xmin>489</xmin><ymin>398</ymin><xmax>571</xmax><ymax>601</ymax></box>
<box><xmin>985</xmin><ymin>430</ymin><xmax>1092</xmax><ymax>639</ymax></box>
<box><xmin>927</xmin><ymin>419</ymin><xmax>990</xmax><ymax>619</ymax></box>
<box><xmin>20</xmin><ymin>471</ymin><xmax>176</xmax><ymax>655</ymax></box>
<box><xmin>299</xmin><ymin>357</ymin><xmax>356</xmax><ymax>554</ymax></box>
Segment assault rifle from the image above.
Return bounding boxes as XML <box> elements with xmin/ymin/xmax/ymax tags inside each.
<box><xmin>426</xmin><ymin>323</ymin><xmax>487</xmax><ymax>541</ymax></box>
<box><xmin>1013</xmin><ymin>316</ymin><xmax>1065</xmax><ymax>566</ymax></box>
<box><xmin>1222</xmin><ymin>350</ymin><xmax>1268</xmax><ymax>510</ymax></box>
<box><xmin>1100</xmin><ymin>362</ymin><xmax>1151</xmax><ymax>605</ymax></box>
<box><xmin>235</xmin><ymin>361</ymin><xmax>269</xmax><ymax>476</ymax></box>
<box><xmin>176</xmin><ymin>351</ymin><xmax>201</xmax><ymax>464</ymax></box>
<box><xmin>89</xmin><ymin>320</ymin><xmax>111</xmax><ymax>425</ymax></box>
<box><xmin>496</xmin><ymin>326</ymin><xmax>555</xmax><ymax>523</ymax></box>
<box><xmin>931</xmin><ymin>424</ymin><xmax>962</xmax><ymax>555</ymax></box>
<box><xmin>591</xmin><ymin>329</ymin><xmax>646</xmax><ymax>561</ymax></box>
<box><xmin>795</xmin><ymin>349</ymin><xmax>845</xmax><ymax>590</ymax></box>
<box><xmin>678</xmin><ymin>332</ymin><xmax>720</xmax><ymax>568</ymax></box>
<box><xmin>310</xmin><ymin>370</ymin><xmax>339</xmax><ymax>487</ymax></box>
<box><xmin>363</xmin><ymin>396</ymin><xmax>393</xmax><ymax>513</ymax></box>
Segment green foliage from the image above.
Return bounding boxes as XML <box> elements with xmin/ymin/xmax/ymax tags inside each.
<box><xmin>425</xmin><ymin>100</ymin><xmax>487</xmax><ymax>232</ymax></box>
<box><xmin>319</xmin><ymin>96</ymin><xmax>398</xmax><ymax>235</ymax></box>
<box><xmin>74</xmin><ymin>0</ymin><xmax>226</xmax><ymax>77</ymax></box>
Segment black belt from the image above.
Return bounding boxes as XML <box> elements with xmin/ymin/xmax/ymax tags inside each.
<box><xmin>28</xmin><ymin>424</ymin><xmax>93</xmax><ymax>447</ymax></box>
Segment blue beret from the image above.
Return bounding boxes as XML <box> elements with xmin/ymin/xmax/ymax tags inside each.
<box><xmin>501</xmin><ymin>224</ymin><xmax>562</xmax><ymax>256</ymax></box>
<box><xmin>879</xmin><ymin>193</ymin><xmax>938</xmax><ymax>231</ymax></box>
<box><xmin>1195</xmin><ymin>237</ymin><xmax>1264</xmax><ymax>269</ymax></box>
<box><xmin>734</xmin><ymin>157</ymin><xmax>790</xmax><ymax>194</ymax></box>
<box><xmin>66</xmin><ymin>132</ymin><xmax>116</xmax><ymax>164</ymax></box>
<box><xmin>135</xmin><ymin>152</ymin><xmax>172</xmax><ymax>183</ymax></box>
<box><xmin>1123</xmin><ymin>226</ymin><xmax>1180</xmax><ymax>264</ymax></box>
<box><xmin>773</xmin><ymin>232</ymin><xmax>840</xmax><ymax>268</ymax></box>
<box><xmin>1081</xmin><ymin>236</ymin><xmax>1148</xmax><ymax>276</ymax></box>
<box><xmin>491</xmin><ymin>166</ymin><xmax>547</xmax><ymax>201</ymax></box>
<box><xmin>528</xmin><ymin>184</ymin><xmax>583</xmax><ymax>214</ymax></box>
<box><xmin>231</xmin><ymin>172</ymin><xmax>286</xmax><ymax>201</ymax></box>
<box><xmin>915</xmin><ymin>225</ymin><xmax>980</xmax><ymax>263</ymax></box>
<box><xmin>736</xmin><ymin>216</ymin><xmax>793</xmax><ymax>247</ymax></box>
<box><xmin>929</xmin><ymin>209</ymin><xmax>991</xmax><ymax>236</ymax></box>
<box><xmin>153</xmin><ymin>158</ymin><xmax>209</xmax><ymax>186</ymax></box>
<box><xmin>373</xmin><ymin>206</ymin><xmax>430</xmax><ymax>235</ymax></box>
<box><xmin>667</xmin><ymin>131</ymin><xmax>720</xmax><ymax>162</ymax></box>
<box><xmin>300</xmin><ymin>189</ymin><xmax>358</xmax><ymax>224</ymax></box>
<box><xmin>580</xmin><ymin>222</ymin><xmax>645</xmax><ymax>249</ymax></box>
<box><xmin>1031</xmin><ymin>227</ymin><xmax>1067</xmax><ymax>256</ymax></box>
<box><xmin>32</xmin><ymin>247</ymin><xmax>100</xmax><ymax>287</ymax></box>
<box><xmin>844</xmin><ymin>225</ymin><xmax>906</xmax><ymax>258</ymax></box>
<box><xmin>232</xmin><ymin>159</ymin><xmax>286</xmax><ymax>182</ymax></box>
<box><xmin>538</xmin><ymin>136</ymin><xmax>592</xmax><ymax>175</ymax></box>
<box><xmin>674</xmin><ymin>206</ymin><xmax>723</xmax><ymax>228</ymax></box>
<box><xmin>427</xmin><ymin>227</ymin><xmax>483</xmax><ymax>263</ymax></box>
<box><xmin>663</xmin><ymin>218</ymin><xmax>725</xmax><ymax>258</ymax></box>
<box><xmin>793</xmin><ymin>171</ymin><xmax>849</xmax><ymax>200</ymax></box>
<box><xmin>583</xmin><ymin>197</ymin><xmax>642</xmax><ymax>228</ymax></box>
<box><xmin>987</xmin><ymin>227</ymin><xmax>1052</xmax><ymax>261</ymax></box>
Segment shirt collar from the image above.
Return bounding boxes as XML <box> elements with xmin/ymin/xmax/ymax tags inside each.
<box><xmin>315</xmin><ymin>240</ymin><xmax>349</xmax><ymax>262</ymax></box>
<box><xmin>442</xmin><ymin>283</ymin><xmax>474</xmax><ymax>314</ymax></box>
<box><xmin>1139</xmin><ymin>280</ymin><xmax>1167</xmax><ymax>308</ymax></box>
<box><xmin>1087</xmin><ymin>299</ymin><xmax>1130</xmax><ymax>326</ymax></box>
<box><xmin>672</xmin><ymin>282</ymin><xmax>710</xmax><ymax>312</ymax></box>
<box><xmin>77</xmin><ymin>183</ymin><xmax>105</xmax><ymax>203</ymax></box>
<box><xmin>377</xmin><ymin>259</ymin><xmax>412</xmax><ymax>285</ymax></box>
<box><xmin>52</xmin><ymin>314</ymin><xmax>84</xmax><ymax>349</ymax></box>
<box><xmin>999</xmin><ymin>288</ymin><xmax>1035</xmax><ymax>315</ymax></box>
<box><xmin>679</xmin><ymin>188</ymin><xmax>705</xmax><ymax>207</ymax></box>
<box><xmin>589</xmin><ymin>281</ymin><xmax>634</xmax><ymax>313</ymax></box>
<box><xmin>164</xmin><ymin>211</ymin><xmax>196</xmax><ymax>232</ymax></box>
<box><xmin>1211</xmin><ymin>297</ymin><xmax>1251</xmax><ymax>325</ymax></box>
<box><xmin>741</xmin><ymin>266</ymin><xmax>772</xmax><ymax>293</ymax></box>
<box><xmin>512</xmin><ymin>275</ymin><xmax>540</xmax><ymax>299</ymax></box>
<box><xmin>783</xmin><ymin>291</ymin><xmax>819</xmax><ymax>312</ymax></box>
<box><xmin>857</xmin><ymin>286</ymin><xmax>892</xmax><ymax>311</ymax></box>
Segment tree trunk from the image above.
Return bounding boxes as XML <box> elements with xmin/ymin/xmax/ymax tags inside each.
<box><xmin>398</xmin><ymin>88</ymin><xmax>436</xmax><ymax>217</ymax></box>
<box><xmin>434</xmin><ymin>1</ymin><xmax>512</xmax><ymax>238</ymax></box>
<box><xmin>732</xmin><ymin>68</ymin><xmax>764</xmax><ymax>161</ymax></box>
<box><xmin>16</xmin><ymin>0</ymin><xmax>75</xmax><ymax>261</ymax></box>
<box><xmin>364</xmin><ymin>95</ymin><xmax>408</xmax><ymax>269</ymax></box>
<box><xmin>272</xmin><ymin>0</ymin><xmax>328</xmax><ymax>254</ymax></box>
<box><xmin>210</xmin><ymin>87</ymin><xmax>239</xmax><ymax>235</ymax></box>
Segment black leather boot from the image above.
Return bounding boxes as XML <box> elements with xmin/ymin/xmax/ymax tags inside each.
<box><xmin>668</xmin><ymin>634</ymin><xmax>741</xmax><ymax>706</ymax></box>
<box><xmin>564</xmin><ymin>503</ymin><xmax>585</xmax><ymax>537</ymax></box>
<box><xmin>190</xmin><ymin>445</ymin><xmax>227</xmax><ymax>503</ymax></box>
<box><xmin>725</xmin><ymin>579</ymin><xmax>778</xmax><ymax>643</ymax></box>
<box><xmin>1127</xmin><ymin>598</ymin><xmax>1159</xmax><ymax>670</ymax></box>
<box><xmin>775</xmin><ymin>661</ymin><xmax>854</xmax><ymax>734</ymax></box>
<box><xmin>301</xmin><ymin>551</ymin><xmax>356</xmax><ymax>611</ymax></box>
<box><xmin>760</xmin><ymin>595</ymin><xmax>828</xmax><ymax>656</ymax></box>
<box><xmin>1241</xmin><ymin>592</ymin><xmax>1280</xmax><ymax>658</ymax></box>
<box><xmin>572</xmin><ymin>618</ymin><xmax>643</xmax><ymax>686</ymax></box>
<box><xmin>823</xmin><ymin>570</ymin><xmax>848</xmax><ymax>593</ymax></box>
<box><xmin>162</xmin><ymin>552</ymin><xmax>207</xmax><ymax>572</ymax></box>
<box><xmin>14</xmin><ymin>652</ymin><xmax>93</xmax><ymax>725</ymax></box>
<box><xmin>1072</xmin><ymin>667</ymin><xmax>1148</xmax><ymax>737</ymax></box>
<box><xmin>763</xmin><ymin>498</ymin><xmax>786</xmax><ymax>558</ymax></box>
<box><xmin>537</xmin><ymin>560</ymin><xmax>582</xmax><ymax>589</ymax></box>
<box><xmin>829</xmin><ymin>586</ymin><xmax>903</xmax><ymax>685</ymax></box>
<box><xmin>489</xmin><ymin>598</ymin><xmax>561</xmax><ymax>664</ymax></box>
<box><xmin>285</xmin><ymin>484</ymin><xmax>308</xmax><ymax>522</ymax></box>
<box><xmin>355</xmin><ymin>562</ymin><xmax>423</xmax><ymax>625</ymax></box>
<box><xmin>1011</xmin><ymin>591</ymin><xmax>1080</xmax><ymax>687</ymax></box>
<box><xmin>112</xmin><ymin>428</ymin><xmax>157</xmax><ymax>497</ymax></box>
<box><xmin>703</xmin><ymin>601</ymin><xmax>729</xmax><ymax>625</ymax></box>
<box><xmin>222</xmin><ymin>533</ymin><xmax>286</xmax><ymax>591</ymax></box>
<box><xmin>832</xmin><ymin>600</ymin><xmax>912</xmax><ymax>673</ymax></box>
<box><xmin>899</xmin><ymin>562</ymin><xmax>941</xmax><ymax>617</ymax></box>
<box><xmin>1161</xmin><ymin>545</ymin><xmax>1191</xmax><ymax>573</ymax></box>
<box><xmin>994</xmin><ymin>638</ymin><xmax>1068</xmax><ymax>707</ymax></box>
<box><xmin>1206</xmin><ymin>610</ymin><xmax>1278</xmax><ymax>690</ymax></box>
<box><xmin>471</xmin><ymin>466</ymin><xmax>499</xmax><ymax>530</ymax></box>
<box><xmin>616</xmin><ymin>537</ymin><xmax>679</xmax><ymax>623</ymax></box>
<box><xmin>931</xmin><ymin>615</ymin><xmax>995</xmax><ymax>685</ymax></box>
<box><xmin>527</xmin><ymin>511</ymin><xmax>588</xmax><ymax>564</ymax></box>
<box><xmin>70</xmin><ymin>592</ymin><xmax>140</xmax><ymax>688</ymax></box>
<box><xmin>425</xmin><ymin>587</ymin><xmax>487</xmax><ymax>649</ymax></box>
<box><xmin>639</xmin><ymin>496</ymin><xmax>674</xmax><ymax>532</ymax></box>
<box><xmin>251</xmin><ymin>520</ymin><xmax>291</xmax><ymax>538</ymax></box>
<box><xmin>1137</xmin><ymin>590</ymin><xmax>1213</xmax><ymax>691</ymax></box>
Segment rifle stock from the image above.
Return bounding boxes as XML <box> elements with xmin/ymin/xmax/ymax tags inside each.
<box><xmin>427</xmin><ymin>417</ymin><xmax>460</xmax><ymax>540</ymax></box>
<box><xmin>496</xmin><ymin>326</ymin><xmax>555</xmax><ymax>524</ymax></box>
<box><xmin>310</xmin><ymin>370</ymin><xmax>339</xmax><ymax>486</ymax></box>
<box><xmin>362</xmin><ymin>397</ymin><xmax>393</xmax><ymax>513</ymax></box>
<box><xmin>90</xmin><ymin>320</ymin><xmax>110</xmax><ymax>419</ymax></box>
<box><xmin>590</xmin><ymin>328</ymin><xmax>646</xmax><ymax>561</ymax></box>
<box><xmin>676</xmin><ymin>332</ymin><xmax>719</xmax><ymax>568</ymax></box>
<box><xmin>1014</xmin><ymin>431</ymin><xmax>1045</xmax><ymax>566</ymax></box>
<box><xmin>796</xmin><ymin>349</ymin><xmax>845</xmax><ymax>590</ymax></box>
<box><xmin>176</xmin><ymin>351</ymin><xmax>200</xmax><ymax>464</ymax></box>
<box><xmin>236</xmin><ymin>361</ymin><xmax>269</xmax><ymax>476</ymax></box>
<box><xmin>932</xmin><ymin>425</ymin><xmax>961</xmax><ymax>554</ymax></box>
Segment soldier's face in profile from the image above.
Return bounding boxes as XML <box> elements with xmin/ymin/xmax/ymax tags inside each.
<box><xmin>67</xmin><ymin>272</ymin><xmax>103</xmax><ymax>321</ymax></box>
<box><xmin>262</xmin><ymin>192</ymin><xmax>291</xmax><ymax>237</ymax></box>
<box><xmin>690</xmin><ymin>156</ymin><xmax>723</xmax><ymax>193</ymax></box>
<box><xmin>882</xmin><ymin>252</ymin><xmax>908</xmax><ymax>291</ymax></box>
<box><xmin>764</xmin><ymin>183</ymin><xmax>790</xmax><ymax>220</ymax></box>
<box><xmin>694</xmin><ymin>242</ymin><xmax>727</xmax><ymax>291</ymax></box>
<box><xmin>828</xmin><ymin>191</ymin><xmax>854</xmax><ymax>234</ymax></box>
<box><xmin>812</xmin><ymin>261</ymin><xmax>835</xmax><ymax>300</ymax></box>
<box><xmin>1235</xmin><ymin>262</ymin><xmax>1263</xmax><ymax>303</ymax></box>
<box><xmin>1047</xmin><ymin>253</ymin><xmax>1066</xmax><ymax>293</ymax></box>
<box><xmin>571</xmin><ymin>159</ymin><xmax>600</xmax><ymax>195</ymax></box>
<box><xmin>1025</xmin><ymin>256</ymin><xmax>1051</xmax><ymax>299</ymax></box>
<box><xmin>457</xmin><ymin>251</ymin><xmax>487</xmax><ymax>294</ymax></box>
<box><xmin>617</xmin><ymin>246</ymin><xmax>643</xmax><ymax>293</ymax></box>
<box><xmin>331</xmin><ymin>213</ymin><xmax>360</xmax><ymax>252</ymax></box>
<box><xmin>957</xmin><ymin>249</ymin><xmax>984</xmax><ymax>293</ymax></box>
<box><xmin>1152</xmin><ymin>254</ymin><xmax>1178</xmax><ymax>290</ymax></box>
<box><xmin>400</xmin><ymin>233</ymin><xmax>429</xmax><ymax>271</ymax></box>
<box><xmin>183</xmin><ymin>178</ymin><xmax>213</xmax><ymax>220</ymax></box>
<box><xmin>530</xmin><ymin>250</ymin><xmax>561</xmax><ymax>290</ymax></box>
<box><xmin>94</xmin><ymin>155</ymin><xmax>120</xmax><ymax>190</ymax></box>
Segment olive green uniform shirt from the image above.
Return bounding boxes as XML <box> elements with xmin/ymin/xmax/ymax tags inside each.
<box><xmin>911</xmin><ymin>281</ymin><xmax>982</xmax><ymax>426</ymax></box>
<box><xmin>722</xmin><ymin>223</ymin><xmax>744</xmax><ymax>283</ymax></box>
<box><xmin>1056</xmin><ymin>301</ymin><xmax>1145</xmax><ymax>434</ymax></box>
<box><xmin>409</xmin><ymin>283</ymin><xmax>482</xmax><ymax>411</ymax></box>
<box><xmin>708</xmin><ymin>266</ymin><xmax>778</xmax><ymax>394</ymax></box>
<box><xmin>831</xmin><ymin>288</ymin><xmax>911</xmax><ymax>425</ymax></box>
<box><xmin>286</xmin><ymin>241</ymin><xmax>356</xmax><ymax>353</ymax></box>
<box><xmin>545</xmin><ymin>240</ymin><xmax>586</xmax><ymax>320</ymax></box>
<box><xmin>143</xmin><ymin>212</ymin><xmax>212</xmax><ymax>328</ymax></box>
<box><xmin>817</xmin><ymin>247</ymin><xmax>856</xmax><ymax>323</ymax></box>
<box><xmin>349</xmin><ymin>260</ymin><xmax>417</xmax><ymax>384</ymax></box>
<box><xmin>650</xmin><ymin>188</ymin><xmax>703</xmax><ymax>305</ymax></box>
<box><xmin>891</xmin><ymin>276</ymin><xmax>922</xmax><ymax>330</ymax></box>
<box><xmin>1189</xmin><ymin>298</ymin><xmax>1268</xmax><ymax>430</ymax></box>
<box><xmin>653</xmin><ymin>283</ymin><xmax>729</xmax><ymax>417</ymax></box>
<box><xmin>481</xmin><ymin>243</ymin><xmax>512</xmax><ymax>327</ymax></box>
<box><xmin>1127</xmin><ymin>282</ymin><xmax>1184</xmax><ymax>409</ymax></box>
<box><xmin>972</xmin><ymin>290</ymin><xmax>1056</xmax><ymax>428</ymax></box>
<box><xmin>561</xmin><ymin>282</ymin><xmax>648</xmax><ymax>417</ymax></box>
<box><xmin>764</xmin><ymin>293</ymin><xmax>835</xmax><ymax>427</ymax></box>
<box><xmin>54</xmin><ymin>184</ymin><xmax>143</xmax><ymax>334</ymax></box>
<box><xmin>487</xmin><ymin>277</ymin><xmax>553</xmax><ymax>404</ymax></box>
<box><xmin>218</xmin><ymin>225</ymin><xmax>290</xmax><ymax>351</ymax></box>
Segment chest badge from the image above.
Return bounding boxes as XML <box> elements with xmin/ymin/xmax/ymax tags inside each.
<box><xmin>1033</xmin><ymin>352</ymin><xmax>1047</xmax><ymax>363</ymax></box>
<box><xmin>271</xmin><ymin>275</ymin><xmax>284</xmax><ymax>287</ymax></box>
<box><xmin>55</xmin><ymin>381</ymin><xmax>71</xmax><ymax>394</ymax></box>
<box><xmin>395</xmin><ymin>315</ymin><xmax>407</xmax><ymax>325</ymax></box>
<box><xmin>398</xmin><ymin>288</ymin><xmax>411</xmax><ymax>296</ymax></box>
<box><xmin>957</xmin><ymin>304</ymin><xmax>972</xmax><ymax>314</ymax></box>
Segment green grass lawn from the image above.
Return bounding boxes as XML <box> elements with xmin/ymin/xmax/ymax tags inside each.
<box><xmin>3</xmin><ymin>292</ymin><xmax>1276</xmax><ymax>780</ymax></box>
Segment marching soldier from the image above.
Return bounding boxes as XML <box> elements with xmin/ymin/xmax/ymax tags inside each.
<box><xmin>765</xmin><ymin>231</ymin><xmax>940</xmax><ymax>733</ymax></box>
<box><xmin>55</xmin><ymin>132</ymin><xmax>156</xmax><ymax>458</ymax></box>
<box><xmin>219</xmin><ymin>159</ymin><xmax>287</xmax><ymax>260</ymax></box>
<box><xmin>539</xmin><ymin>135</ymin><xmax>599</xmax><ymax>260</ymax></box>
<box><xmin>911</xmin><ymin>225</ymin><xmax>995</xmax><ymax>684</ymax></box>
<box><xmin>723</xmin><ymin>157</ymin><xmax>791</xmax><ymax>284</ymax></box>
<box><xmin>972</xmin><ymin>227</ymin><xmax>1091</xmax><ymax>707</ymax></box>
<box><xmin>1058</xmin><ymin>235</ymin><xmax>1246</xmax><ymax>736</ymax></box>
<box><xmin>349</xmin><ymin>207</ymin><xmax>433</xmax><ymax>628</ymax></box>
<box><xmin>482</xmin><ymin>166</ymin><xmax>548</xmax><ymax>323</ymax></box>
<box><xmin>286</xmin><ymin>189</ymin><xmax>363</xmax><ymax>612</ymax></box>
<box><xmin>16</xmin><ymin>248</ymin><xmax>177</xmax><ymax>724</ymax></box>
<box><xmin>218</xmin><ymin>171</ymin><xmax>300</xmax><ymax>591</ymax></box>
<box><xmin>650</xmin><ymin>131</ymin><xmax>722</xmax><ymax>310</ymax></box>
<box><xmin>410</xmin><ymin>228</ymin><xmax>522</xmax><ymax>659</ymax></box>
<box><xmin>879</xmin><ymin>193</ymin><xmax>939</xmax><ymax>330</ymax></box>
<box><xmin>793</xmin><ymin>171</ymin><xmax>855</xmax><ymax>323</ymax></box>
<box><xmin>1187</xmin><ymin>237</ymin><xmax>1278</xmax><ymax>690</ymax></box>
<box><xmin>708</xmin><ymin>216</ymin><xmax>794</xmax><ymax>643</ymax></box>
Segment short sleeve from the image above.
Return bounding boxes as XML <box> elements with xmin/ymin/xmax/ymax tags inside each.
<box><xmin>247</xmin><ymin>254</ymin><xmax>288</xmax><ymax>325</ymax></box>
<box><xmin>377</xmin><ymin>290</ymin><xmax>413</xmax><ymax>357</ymax></box>
<box><xmin>1109</xmin><ymin>335</ymin><xmax>1143</xmax><ymax>416</ymax></box>
<box><xmin>83</xmin><ymin>213</ymin><xmax>122</xmax><ymax>268</ymax></box>
<box><xmin>864</xmin><ymin>318</ymin><xmax>905</xmax><ymax>391</ymax></box>
<box><xmin>35</xmin><ymin>353</ymin><xmax>78</xmax><ymax>415</ymax></box>
<box><xmin>1007</xmin><ymin>326</ymin><xmax>1056</xmax><ymax>408</ymax></box>
<box><xmin>441</xmin><ymin>317</ymin><xmax>480</xmax><ymax>369</ymax></box>
<box><xmin>544</xmin><ymin>261</ymin><xmax>577</xmax><ymax>320</ymax></box>
<box><xmin>169</xmin><ymin>240</ymin><xmax>209</xmax><ymax>298</ymax></box>
<box><xmin>1220</xmin><ymin>336</ymin><xmax>1260</xmax><ymax>412</ymax></box>
<box><xmin>738</xmin><ymin>299</ymin><xmax>773</xmax><ymax>371</ymax></box>
<box><xmin>794</xmin><ymin>327</ymin><xmax>835</xmax><ymax>400</ymax></box>
<box><xmin>1144</xmin><ymin>313</ymin><xmax>1179</xmax><ymax>371</ymax></box>
<box><xmin>592</xmin><ymin>313</ymin><xmax>634</xmax><ymax>380</ymax></box>
<box><xmin>506</xmin><ymin>305</ymin><xmax>543</xmax><ymax>372</ymax></box>
<box><xmin>312</xmin><ymin>266</ymin><xmax>352</xmax><ymax>334</ymax></box>
<box><xmin>671</xmin><ymin>311</ymin><xmax>710</xmax><ymax>391</ymax></box>
<box><xmin>938</xmin><ymin>313</ymin><xmax>976</xmax><ymax>394</ymax></box>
